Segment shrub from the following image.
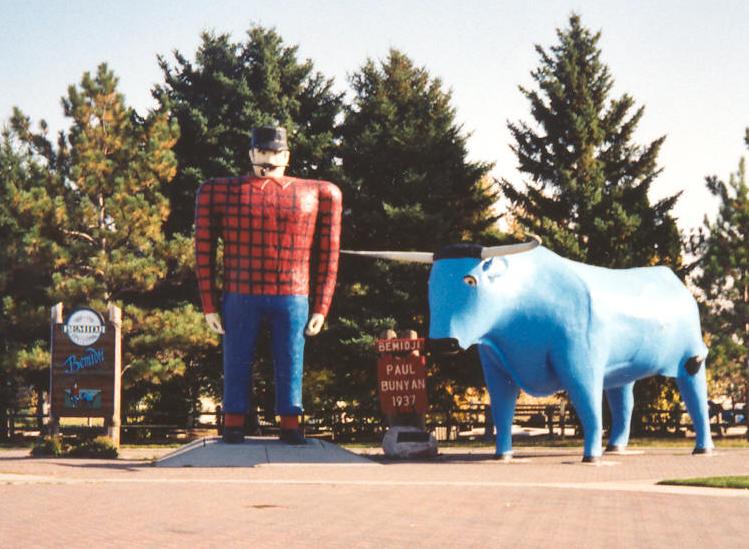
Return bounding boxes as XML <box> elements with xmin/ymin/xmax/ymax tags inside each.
<box><xmin>30</xmin><ymin>436</ymin><xmax>66</xmax><ymax>457</ymax></box>
<box><xmin>68</xmin><ymin>436</ymin><xmax>119</xmax><ymax>459</ymax></box>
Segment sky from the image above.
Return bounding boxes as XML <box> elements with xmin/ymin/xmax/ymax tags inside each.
<box><xmin>2</xmin><ymin>0</ymin><xmax>748</xmax><ymax>232</ymax></box>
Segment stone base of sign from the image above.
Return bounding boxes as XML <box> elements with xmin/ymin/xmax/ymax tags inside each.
<box><xmin>154</xmin><ymin>437</ymin><xmax>375</xmax><ymax>468</ymax></box>
<box><xmin>382</xmin><ymin>426</ymin><xmax>438</xmax><ymax>459</ymax></box>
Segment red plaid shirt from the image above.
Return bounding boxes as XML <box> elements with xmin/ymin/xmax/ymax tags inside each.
<box><xmin>194</xmin><ymin>175</ymin><xmax>342</xmax><ymax>316</ymax></box>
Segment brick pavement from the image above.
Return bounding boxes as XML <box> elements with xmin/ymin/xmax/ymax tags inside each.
<box><xmin>1</xmin><ymin>446</ymin><xmax>747</xmax><ymax>549</ymax></box>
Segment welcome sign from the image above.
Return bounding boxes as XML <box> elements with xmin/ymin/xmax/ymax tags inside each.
<box><xmin>375</xmin><ymin>337</ymin><xmax>429</xmax><ymax>415</ymax></box>
<box><xmin>50</xmin><ymin>305</ymin><xmax>121</xmax><ymax>432</ymax></box>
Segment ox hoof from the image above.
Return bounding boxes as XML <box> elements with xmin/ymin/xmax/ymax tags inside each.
<box><xmin>692</xmin><ymin>447</ymin><xmax>715</xmax><ymax>456</ymax></box>
<box><xmin>494</xmin><ymin>452</ymin><xmax>513</xmax><ymax>462</ymax></box>
<box><xmin>605</xmin><ymin>444</ymin><xmax>626</xmax><ymax>453</ymax></box>
<box><xmin>582</xmin><ymin>455</ymin><xmax>601</xmax><ymax>464</ymax></box>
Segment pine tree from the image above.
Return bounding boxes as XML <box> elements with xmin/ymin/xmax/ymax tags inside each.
<box><xmin>502</xmin><ymin>14</ymin><xmax>681</xmax><ymax>268</ymax></box>
<box><xmin>319</xmin><ymin>49</ymin><xmax>500</xmax><ymax>414</ymax></box>
<box><xmin>0</xmin><ymin>129</ymin><xmax>61</xmax><ymax>432</ymax></box>
<box><xmin>7</xmin><ymin>64</ymin><xmax>217</xmax><ymax>421</ymax></box>
<box><xmin>502</xmin><ymin>14</ymin><xmax>685</xmax><ymax>428</ymax></box>
<box><xmin>694</xmin><ymin>132</ymin><xmax>749</xmax><ymax>431</ymax></box>
<box><xmin>155</xmin><ymin>25</ymin><xmax>343</xmax><ymax>239</ymax></box>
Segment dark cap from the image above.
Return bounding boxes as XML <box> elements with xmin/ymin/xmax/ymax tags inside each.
<box><xmin>251</xmin><ymin>126</ymin><xmax>288</xmax><ymax>151</ymax></box>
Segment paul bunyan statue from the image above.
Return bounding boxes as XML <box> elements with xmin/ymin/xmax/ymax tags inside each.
<box><xmin>195</xmin><ymin>126</ymin><xmax>341</xmax><ymax>445</ymax></box>
<box><xmin>345</xmin><ymin>237</ymin><xmax>714</xmax><ymax>462</ymax></box>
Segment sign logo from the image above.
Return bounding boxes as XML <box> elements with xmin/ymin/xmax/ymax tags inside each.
<box><xmin>63</xmin><ymin>348</ymin><xmax>105</xmax><ymax>373</ymax></box>
<box><xmin>63</xmin><ymin>308</ymin><xmax>106</xmax><ymax>346</ymax></box>
<box><xmin>64</xmin><ymin>383</ymin><xmax>102</xmax><ymax>409</ymax></box>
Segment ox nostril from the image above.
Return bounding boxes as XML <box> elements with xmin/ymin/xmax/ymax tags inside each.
<box><xmin>427</xmin><ymin>338</ymin><xmax>461</xmax><ymax>355</ymax></box>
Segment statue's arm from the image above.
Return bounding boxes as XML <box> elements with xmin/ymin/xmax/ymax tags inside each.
<box><xmin>308</xmin><ymin>182</ymin><xmax>342</xmax><ymax>335</ymax></box>
<box><xmin>195</xmin><ymin>179</ymin><xmax>222</xmax><ymax>332</ymax></box>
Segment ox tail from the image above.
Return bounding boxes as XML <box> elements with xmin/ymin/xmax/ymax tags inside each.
<box><xmin>684</xmin><ymin>355</ymin><xmax>705</xmax><ymax>376</ymax></box>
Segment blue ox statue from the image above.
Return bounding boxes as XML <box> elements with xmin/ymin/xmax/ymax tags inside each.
<box><xmin>344</xmin><ymin>238</ymin><xmax>713</xmax><ymax>462</ymax></box>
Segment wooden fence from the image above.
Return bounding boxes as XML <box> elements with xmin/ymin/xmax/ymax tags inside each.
<box><xmin>3</xmin><ymin>402</ymin><xmax>741</xmax><ymax>443</ymax></box>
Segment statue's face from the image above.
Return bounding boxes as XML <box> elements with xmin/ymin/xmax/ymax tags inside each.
<box><xmin>250</xmin><ymin>148</ymin><xmax>290</xmax><ymax>177</ymax></box>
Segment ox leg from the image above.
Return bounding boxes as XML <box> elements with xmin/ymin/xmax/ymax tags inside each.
<box><xmin>605</xmin><ymin>382</ymin><xmax>634</xmax><ymax>452</ymax></box>
<box><xmin>479</xmin><ymin>349</ymin><xmax>519</xmax><ymax>460</ymax></box>
<box><xmin>561</xmin><ymin>371</ymin><xmax>604</xmax><ymax>462</ymax></box>
<box><xmin>676</xmin><ymin>362</ymin><xmax>714</xmax><ymax>454</ymax></box>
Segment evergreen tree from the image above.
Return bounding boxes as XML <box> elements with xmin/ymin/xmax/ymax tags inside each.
<box><xmin>693</xmin><ymin>132</ymin><xmax>749</xmax><ymax>429</ymax></box>
<box><xmin>7</xmin><ymin>64</ymin><xmax>217</xmax><ymax>421</ymax></box>
<box><xmin>502</xmin><ymin>14</ymin><xmax>681</xmax><ymax>268</ymax></box>
<box><xmin>320</xmin><ymin>49</ymin><xmax>500</xmax><ymax>414</ymax></box>
<box><xmin>155</xmin><ymin>25</ymin><xmax>343</xmax><ymax>239</ymax></box>
<box><xmin>0</xmin><ymin>130</ymin><xmax>60</xmax><ymax>432</ymax></box>
<box><xmin>502</xmin><ymin>14</ymin><xmax>685</xmax><ymax>428</ymax></box>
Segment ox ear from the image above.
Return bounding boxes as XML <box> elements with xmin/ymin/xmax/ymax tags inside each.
<box><xmin>481</xmin><ymin>257</ymin><xmax>509</xmax><ymax>281</ymax></box>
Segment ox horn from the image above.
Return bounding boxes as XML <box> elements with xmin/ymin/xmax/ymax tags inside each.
<box><xmin>341</xmin><ymin>250</ymin><xmax>434</xmax><ymax>264</ymax></box>
<box><xmin>481</xmin><ymin>234</ymin><xmax>542</xmax><ymax>259</ymax></box>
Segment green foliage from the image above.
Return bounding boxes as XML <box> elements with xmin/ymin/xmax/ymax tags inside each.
<box><xmin>67</xmin><ymin>435</ymin><xmax>119</xmax><ymax>458</ymax></box>
<box><xmin>31</xmin><ymin>435</ymin><xmax>66</xmax><ymax>457</ymax></box>
<box><xmin>9</xmin><ymin>64</ymin><xmax>179</xmax><ymax>305</ymax></box>
<box><xmin>30</xmin><ymin>435</ymin><xmax>118</xmax><ymax>458</ymax></box>
<box><xmin>341</xmin><ymin>49</ymin><xmax>499</xmax><ymax>251</ymax></box>
<box><xmin>156</xmin><ymin>25</ymin><xmax>343</xmax><ymax>239</ymax></box>
<box><xmin>693</xmin><ymin>132</ymin><xmax>749</xmax><ymax>404</ymax></box>
<box><xmin>2</xmin><ymin>64</ymin><xmax>215</xmax><ymax>419</ymax></box>
<box><xmin>323</xmin><ymin>49</ymin><xmax>502</xmax><ymax>412</ymax></box>
<box><xmin>0</xmin><ymin>115</ymin><xmax>65</xmax><ymax>409</ymax></box>
<box><xmin>502</xmin><ymin>14</ymin><xmax>681</xmax><ymax>269</ymax></box>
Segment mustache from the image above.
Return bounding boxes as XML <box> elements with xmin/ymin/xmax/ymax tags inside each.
<box><xmin>252</xmin><ymin>161</ymin><xmax>288</xmax><ymax>169</ymax></box>
<box><xmin>252</xmin><ymin>161</ymin><xmax>289</xmax><ymax>176</ymax></box>
<box><xmin>253</xmin><ymin>162</ymin><xmax>278</xmax><ymax>169</ymax></box>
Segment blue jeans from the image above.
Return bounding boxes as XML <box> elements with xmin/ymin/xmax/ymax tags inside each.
<box><xmin>222</xmin><ymin>293</ymin><xmax>309</xmax><ymax>416</ymax></box>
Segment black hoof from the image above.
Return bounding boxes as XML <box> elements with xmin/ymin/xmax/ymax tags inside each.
<box><xmin>692</xmin><ymin>447</ymin><xmax>714</xmax><ymax>455</ymax></box>
<box><xmin>605</xmin><ymin>444</ymin><xmax>626</xmax><ymax>453</ymax></box>
<box><xmin>685</xmin><ymin>355</ymin><xmax>704</xmax><ymax>376</ymax></box>
<box><xmin>582</xmin><ymin>455</ymin><xmax>601</xmax><ymax>463</ymax></box>
<box><xmin>494</xmin><ymin>452</ymin><xmax>513</xmax><ymax>462</ymax></box>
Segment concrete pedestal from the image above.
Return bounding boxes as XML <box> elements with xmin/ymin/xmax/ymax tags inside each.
<box><xmin>155</xmin><ymin>437</ymin><xmax>374</xmax><ymax>467</ymax></box>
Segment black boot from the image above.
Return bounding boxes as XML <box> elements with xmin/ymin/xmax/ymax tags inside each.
<box><xmin>222</xmin><ymin>426</ymin><xmax>245</xmax><ymax>444</ymax></box>
<box><xmin>279</xmin><ymin>427</ymin><xmax>305</xmax><ymax>445</ymax></box>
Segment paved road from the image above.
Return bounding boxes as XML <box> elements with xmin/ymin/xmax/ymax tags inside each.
<box><xmin>1</xmin><ymin>446</ymin><xmax>748</xmax><ymax>548</ymax></box>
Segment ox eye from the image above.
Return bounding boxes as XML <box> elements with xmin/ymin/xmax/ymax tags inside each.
<box><xmin>463</xmin><ymin>275</ymin><xmax>478</xmax><ymax>287</ymax></box>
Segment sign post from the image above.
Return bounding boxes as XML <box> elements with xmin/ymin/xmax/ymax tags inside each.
<box><xmin>49</xmin><ymin>303</ymin><xmax>122</xmax><ymax>447</ymax></box>
<box><xmin>376</xmin><ymin>330</ymin><xmax>437</xmax><ymax>458</ymax></box>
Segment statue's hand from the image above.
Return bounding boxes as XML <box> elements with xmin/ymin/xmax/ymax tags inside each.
<box><xmin>305</xmin><ymin>313</ymin><xmax>325</xmax><ymax>336</ymax></box>
<box><xmin>205</xmin><ymin>313</ymin><xmax>225</xmax><ymax>335</ymax></box>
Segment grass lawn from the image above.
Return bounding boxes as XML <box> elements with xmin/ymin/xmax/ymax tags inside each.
<box><xmin>658</xmin><ymin>476</ymin><xmax>749</xmax><ymax>490</ymax></box>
